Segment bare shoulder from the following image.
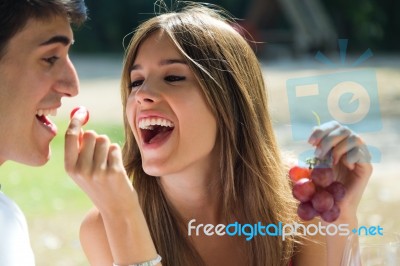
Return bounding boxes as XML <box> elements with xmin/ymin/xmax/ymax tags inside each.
<box><xmin>80</xmin><ymin>208</ymin><xmax>113</xmax><ymax>265</ymax></box>
<box><xmin>292</xmin><ymin>217</ymin><xmax>327</xmax><ymax>266</ymax></box>
<box><xmin>81</xmin><ymin>208</ymin><xmax>103</xmax><ymax>234</ymax></box>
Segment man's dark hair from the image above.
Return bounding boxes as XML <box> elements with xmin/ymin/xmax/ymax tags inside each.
<box><xmin>0</xmin><ymin>0</ymin><xmax>88</xmax><ymax>58</ymax></box>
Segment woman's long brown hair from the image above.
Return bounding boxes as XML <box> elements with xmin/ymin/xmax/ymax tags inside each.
<box><xmin>120</xmin><ymin>2</ymin><xmax>297</xmax><ymax>265</ymax></box>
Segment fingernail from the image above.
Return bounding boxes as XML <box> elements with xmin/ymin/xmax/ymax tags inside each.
<box><xmin>308</xmin><ymin>136</ymin><xmax>317</xmax><ymax>145</ymax></box>
<box><xmin>70</xmin><ymin>107</ymin><xmax>89</xmax><ymax>125</ymax></box>
<box><xmin>75</xmin><ymin>109</ymin><xmax>87</xmax><ymax>121</ymax></box>
<box><xmin>315</xmin><ymin>148</ymin><xmax>323</xmax><ymax>158</ymax></box>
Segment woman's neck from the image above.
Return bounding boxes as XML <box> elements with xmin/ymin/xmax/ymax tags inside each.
<box><xmin>159</xmin><ymin>159</ymin><xmax>223</xmax><ymax>225</ymax></box>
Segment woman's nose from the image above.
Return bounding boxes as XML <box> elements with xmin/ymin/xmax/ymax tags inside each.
<box><xmin>134</xmin><ymin>81</ymin><xmax>160</xmax><ymax>105</ymax></box>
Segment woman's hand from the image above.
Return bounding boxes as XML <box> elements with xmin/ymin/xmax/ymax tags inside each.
<box><xmin>64</xmin><ymin>112</ymin><xmax>159</xmax><ymax>265</ymax></box>
<box><xmin>64</xmin><ymin>111</ymin><xmax>138</xmax><ymax>216</ymax></box>
<box><xmin>308</xmin><ymin>120</ymin><xmax>373</xmax><ymax>220</ymax></box>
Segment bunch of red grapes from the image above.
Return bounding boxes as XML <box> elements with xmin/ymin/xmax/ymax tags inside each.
<box><xmin>289</xmin><ymin>158</ymin><xmax>346</xmax><ymax>222</ymax></box>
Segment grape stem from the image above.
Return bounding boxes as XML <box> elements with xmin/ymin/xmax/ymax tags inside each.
<box><xmin>305</xmin><ymin>157</ymin><xmax>332</xmax><ymax>169</ymax></box>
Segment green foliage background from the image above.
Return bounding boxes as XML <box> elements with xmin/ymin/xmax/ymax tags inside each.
<box><xmin>1</xmin><ymin>119</ymin><xmax>124</xmax><ymax>265</ymax></box>
<box><xmin>72</xmin><ymin>0</ymin><xmax>399</xmax><ymax>54</ymax></box>
<box><xmin>1</xmin><ymin>119</ymin><xmax>124</xmax><ymax>218</ymax></box>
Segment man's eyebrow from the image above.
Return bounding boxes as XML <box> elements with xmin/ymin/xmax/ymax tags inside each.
<box><xmin>39</xmin><ymin>35</ymin><xmax>72</xmax><ymax>46</ymax></box>
<box><xmin>131</xmin><ymin>58</ymin><xmax>187</xmax><ymax>71</ymax></box>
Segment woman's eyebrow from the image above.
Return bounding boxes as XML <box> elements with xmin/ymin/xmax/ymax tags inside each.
<box><xmin>130</xmin><ymin>58</ymin><xmax>187</xmax><ymax>72</ymax></box>
<box><xmin>160</xmin><ymin>59</ymin><xmax>187</xmax><ymax>66</ymax></box>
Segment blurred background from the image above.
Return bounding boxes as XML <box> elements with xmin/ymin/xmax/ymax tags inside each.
<box><xmin>72</xmin><ymin>0</ymin><xmax>399</xmax><ymax>56</ymax></box>
<box><xmin>1</xmin><ymin>0</ymin><xmax>399</xmax><ymax>265</ymax></box>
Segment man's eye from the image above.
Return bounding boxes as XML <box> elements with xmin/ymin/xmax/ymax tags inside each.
<box><xmin>165</xmin><ymin>75</ymin><xmax>185</xmax><ymax>82</ymax></box>
<box><xmin>43</xmin><ymin>56</ymin><xmax>59</xmax><ymax>65</ymax></box>
<box><xmin>130</xmin><ymin>80</ymin><xmax>143</xmax><ymax>89</ymax></box>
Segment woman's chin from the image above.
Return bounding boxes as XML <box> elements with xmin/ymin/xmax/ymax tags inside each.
<box><xmin>142</xmin><ymin>160</ymin><xmax>171</xmax><ymax>177</ymax></box>
<box><xmin>143</xmin><ymin>166</ymin><xmax>164</xmax><ymax>177</ymax></box>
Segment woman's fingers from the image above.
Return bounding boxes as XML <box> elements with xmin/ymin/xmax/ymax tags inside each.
<box><xmin>338</xmin><ymin>145</ymin><xmax>372</xmax><ymax>170</ymax></box>
<box><xmin>309</xmin><ymin>121</ymin><xmax>372</xmax><ymax>170</ymax></box>
<box><xmin>331</xmin><ymin>134</ymin><xmax>370</xmax><ymax>164</ymax></box>
<box><xmin>64</xmin><ymin>115</ymin><xmax>86</xmax><ymax>173</ymax></box>
<box><xmin>76</xmin><ymin>131</ymin><xmax>97</xmax><ymax>175</ymax></box>
<box><xmin>314</xmin><ymin>126</ymin><xmax>352</xmax><ymax>159</ymax></box>
<box><xmin>107</xmin><ymin>144</ymin><xmax>124</xmax><ymax>169</ymax></box>
<box><xmin>308</xmin><ymin>120</ymin><xmax>341</xmax><ymax>147</ymax></box>
<box><xmin>75</xmin><ymin>133</ymin><xmax>124</xmax><ymax>182</ymax></box>
<box><xmin>92</xmin><ymin>135</ymin><xmax>111</xmax><ymax>174</ymax></box>
<box><xmin>64</xmin><ymin>109</ymin><xmax>134</xmax><ymax>215</ymax></box>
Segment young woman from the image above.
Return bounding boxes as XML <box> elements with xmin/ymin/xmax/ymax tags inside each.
<box><xmin>65</xmin><ymin>3</ymin><xmax>372</xmax><ymax>265</ymax></box>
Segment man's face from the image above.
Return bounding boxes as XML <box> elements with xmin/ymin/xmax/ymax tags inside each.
<box><xmin>0</xmin><ymin>16</ymin><xmax>79</xmax><ymax>166</ymax></box>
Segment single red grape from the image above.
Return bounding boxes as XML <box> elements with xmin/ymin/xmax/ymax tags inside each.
<box><xmin>320</xmin><ymin>203</ymin><xmax>341</xmax><ymax>222</ymax></box>
<box><xmin>70</xmin><ymin>106</ymin><xmax>89</xmax><ymax>125</ymax></box>
<box><xmin>326</xmin><ymin>181</ymin><xmax>346</xmax><ymax>201</ymax></box>
<box><xmin>297</xmin><ymin>202</ymin><xmax>317</xmax><ymax>221</ymax></box>
<box><xmin>311</xmin><ymin>190</ymin><xmax>334</xmax><ymax>213</ymax></box>
<box><xmin>289</xmin><ymin>166</ymin><xmax>311</xmax><ymax>182</ymax></box>
<box><xmin>311</xmin><ymin>164</ymin><xmax>334</xmax><ymax>187</ymax></box>
<box><xmin>292</xmin><ymin>178</ymin><xmax>316</xmax><ymax>202</ymax></box>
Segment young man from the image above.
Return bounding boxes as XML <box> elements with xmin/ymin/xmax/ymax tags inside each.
<box><xmin>0</xmin><ymin>1</ymin><xmax>87</xmax><ymax>264</ymax></box>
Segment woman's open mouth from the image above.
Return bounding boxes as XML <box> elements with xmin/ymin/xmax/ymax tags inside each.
<box><xmin>139</xmin><ymin>117</ymin><xmax>174</xmax><ymax>145</ymax></box>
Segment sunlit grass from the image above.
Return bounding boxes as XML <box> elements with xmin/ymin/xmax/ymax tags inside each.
<box><xmin>1</xmin><ymin>119</ymin><xmax>124</xmax><ymax>217</ymax></box>
<box><xmin>0</xmin><ymin>119</ymin><xmax>124</xmax><ymax>265</ymax></box>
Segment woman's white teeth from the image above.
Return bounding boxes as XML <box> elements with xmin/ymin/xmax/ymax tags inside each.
<box><xmin>139</xmin><ymin>117</ymin><xmax>174</xmax><ymax>130</ymax></box>
<box><xmin>36</xmin><ymin>108</ymin><xmax>57</xmax><ymax>117</ymax></box>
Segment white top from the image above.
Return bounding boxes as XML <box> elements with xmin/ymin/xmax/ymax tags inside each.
<box><xmin>0</xmin><ymin>191</ymin><xmax>35</xmax><ymax>265</ymax></box>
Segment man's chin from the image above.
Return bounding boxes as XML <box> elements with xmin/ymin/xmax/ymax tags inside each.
<box><xmin>23</xmin><ymin>147</ymin><xmax>52</xmax><ymax>166</ymax></box>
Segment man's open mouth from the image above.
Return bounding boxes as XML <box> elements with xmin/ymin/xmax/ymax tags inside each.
<box><xmin>139</xmin><ymin>117</ymin><xmax>174</xmax><ymax>144</ymax></box>
<box><xmin>36</xmin><ymin>108</ymin><xmax>57</xmax><ymax>132</ymax></box>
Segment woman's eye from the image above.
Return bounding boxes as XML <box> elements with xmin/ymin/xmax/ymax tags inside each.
<box><xmin>43</xmin><ymin>56</ymin><xmax>59</xmax><ymax>65</ymax></box>
<box><xmin>165</xmin><ymin>75</ymin><xmax>185</xmax><ymax>82</ymax></box>
<box><xmin>130</xmin><ymin>80</ymin><xmax>144</xmax><ymax>89</ymax></box>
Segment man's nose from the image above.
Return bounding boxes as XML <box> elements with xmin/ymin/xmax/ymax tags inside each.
<box><xmin>54</xmin><ymin>56</ymin><xmax>79</xmax><ymax>97</ymax></box>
